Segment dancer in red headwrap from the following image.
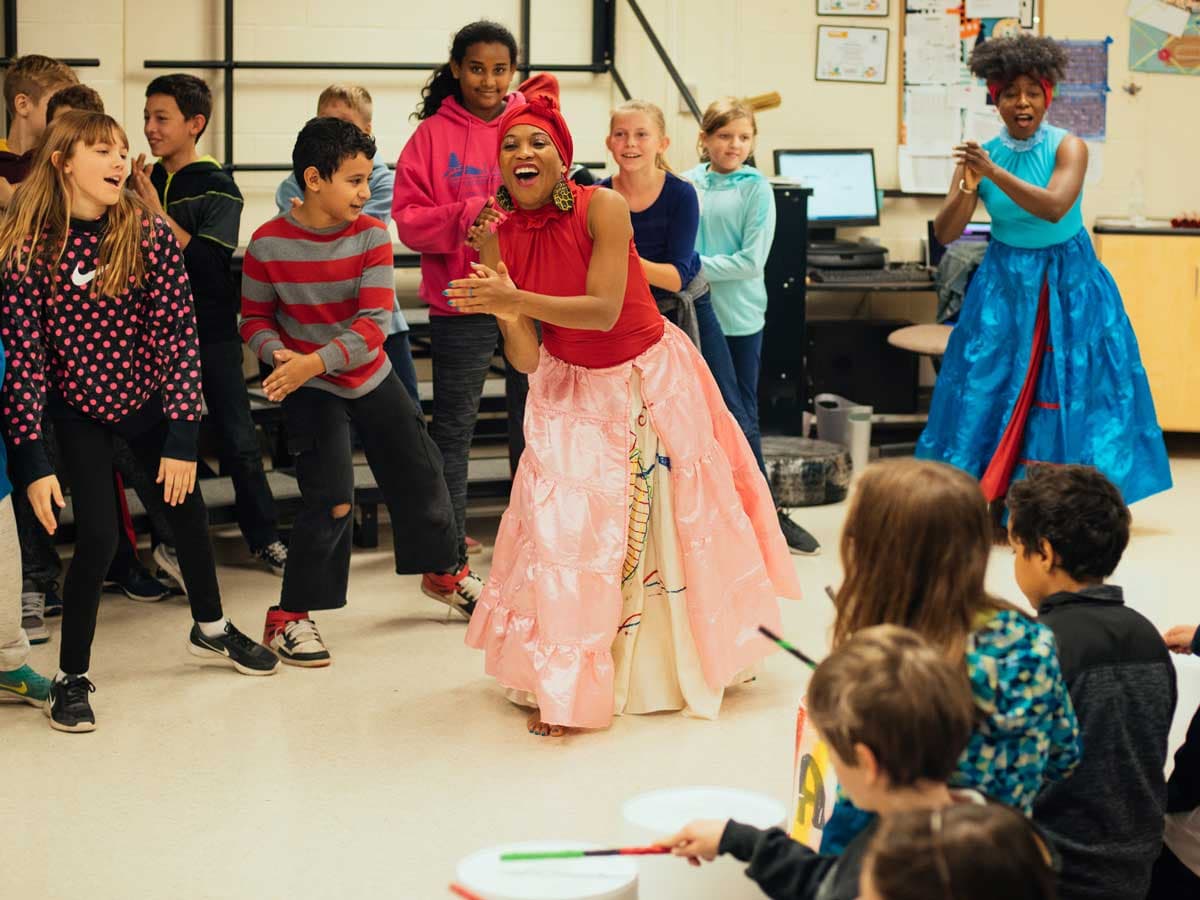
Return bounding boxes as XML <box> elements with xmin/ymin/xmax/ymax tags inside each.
<box><xmin>449</xmin><ymin>75</ymin><xmax>801</xmax><ymax>737</ymax></box>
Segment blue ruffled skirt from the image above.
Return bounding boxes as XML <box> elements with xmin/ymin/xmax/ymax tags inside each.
<box><xmin>916</xmin><ymin>229</ymin><xmax>1171</xmax><ymax>504</ymax></box>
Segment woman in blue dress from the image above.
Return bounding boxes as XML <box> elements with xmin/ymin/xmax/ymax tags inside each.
<box><xmin>917</xmin><ymin>34</ymin><xmax>1171</xmax><ymax>506</ymax></box>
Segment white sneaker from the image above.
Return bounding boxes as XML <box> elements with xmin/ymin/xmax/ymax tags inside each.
<box><xmin>152</xmin><ymin>543</ymin><xmax>186</xmax><ymax>595</ymax></box>
<box><xmin>264</xmin><ymin>608</ymin><xmax>331</xmax><ymax>668</ymax></box>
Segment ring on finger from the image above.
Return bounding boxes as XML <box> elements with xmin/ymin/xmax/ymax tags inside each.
<box><xmin>469</xmin><ymin>287</ymin><xmax>474</xmax><ymax>298</ymax></box>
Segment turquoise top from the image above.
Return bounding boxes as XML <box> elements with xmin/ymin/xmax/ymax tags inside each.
<box><xmin>682</xmin><ymin>163</ymin><xmax>776</xmax><ymax>337</ymax></box>
<box><xmin>979</xmin><ymin>123</ymin><xmax>1084</xmax><ymax>249</ymax></box>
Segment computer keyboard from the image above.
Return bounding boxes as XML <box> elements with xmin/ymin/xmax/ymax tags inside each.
<box><xmin>809</xmin><ymin>265</ymin><xmax>932</xmax><ymax>284</ymax></box>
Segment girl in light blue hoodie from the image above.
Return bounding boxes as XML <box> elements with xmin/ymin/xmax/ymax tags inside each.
<box><xmin>684</xmin><ymin>98</ymin><xmax>819</xmax><ymax>555</ymax></box>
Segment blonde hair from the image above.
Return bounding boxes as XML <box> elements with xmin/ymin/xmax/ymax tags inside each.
<box><xmin>0</xmin><ymin>111</ymin><xmax>156</xmax><ymax>298</ymax></box>
<box><xmin>3</xmin><ymin>54</ymin><xmax>78</xmax><ymax>117</ymax></box>
<box><xmin>832</xmin><ymin>459</ymin><xmax>1015</xmax><ymax>660</ymax></box>
<box><xmin>697</xmin><ymin>96</ymin><xmax>757</xmax><ymax>162</ymax></box>
<box><xmin>317</xmin><ymin>83</ymin><xmax>373</xmax><ymax>124</ymax></box>
<box><xmin>609</xmin><ymin>99</ymin><xmax>672</xmax><ymax>172</ymax></box>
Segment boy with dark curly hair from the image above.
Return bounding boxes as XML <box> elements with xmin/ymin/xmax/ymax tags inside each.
<box><xmin>1008</xmin><ymin>463</ymin><xmax>1176</xmax><ymax>900</ymax></box>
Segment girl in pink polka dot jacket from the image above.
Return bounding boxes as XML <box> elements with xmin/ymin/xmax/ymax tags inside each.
<box><xmin>0</xmin><ymin>110</ymin><xmax>279</xmax><ymax>734</ymax></box>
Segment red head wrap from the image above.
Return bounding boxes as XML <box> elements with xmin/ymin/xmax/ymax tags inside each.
<box><xmin>987</xmin><ymin>77</ymin><xmax>1056</xmax><ymax>109</ymax></box>
<box><xmin>496</xmin><ymin>73</ymin><xmax>574</xmax><ymax>169</ymax></box>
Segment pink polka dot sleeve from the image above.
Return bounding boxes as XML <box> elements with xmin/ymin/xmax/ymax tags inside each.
<box><xmin>145</xmin><ymin>220</ymin><xmax>203</xmax><ymax>460</ymax></box>
<box><xmin>0</xmin><ymin>255</ymin><xmax>54</xmax><ymax>481</ymax></box>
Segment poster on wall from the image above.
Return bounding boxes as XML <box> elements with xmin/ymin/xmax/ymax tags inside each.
<box><xmin>817</xmin><ymin>0</ymin><xmax>889</xmax><ymax>15</ymax></box>
<box><xmin>1046</xmin><ymin>38</ymin><xmax>1111</xmax><ymax>140</ymax></box>
<box><xmin>816</xmin><ymin>25</ymin><xmax>890</xmax><ymax>83</ymax></box>
<box><xmin>1130</xmin><ymin>7</ymin><xmax>1200</xmax><ymax>76</ymax></box>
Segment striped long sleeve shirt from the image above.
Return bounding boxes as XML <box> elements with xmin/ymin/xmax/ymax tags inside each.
<box><xmin>239</xmin><ymin>212</ymin><xmax>394</xmax><ymax>398</ymax></box>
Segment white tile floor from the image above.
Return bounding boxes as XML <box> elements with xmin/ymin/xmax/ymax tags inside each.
<box><xmin>7</xmin><ymin>443</ymin><xmax>1198</xmax><ymax>899</ymax></box>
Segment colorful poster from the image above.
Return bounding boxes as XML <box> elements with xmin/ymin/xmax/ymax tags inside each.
<box><xmin>818</xmin><ymin>0</ymin><xmax>890</xmax><ymax>15</ymax></box>
<box><xmin>789</xmin><ymin>700</ymin><xmax>842</xmax><ymax>852</ymax></box>
<box><xmin>1130</xmin><ymin>10</ymin><xmax>1200</xmax><ymax>75</ymax></box>
<box><xmin>817</xmin><ymin>25</ymin><xmax>890</xmax><ymax>83</ymax></box>
<box><xmin>1047</xmin><ymin>39</ymin><xmax>1111</xmax><ymax>140</ymax></box>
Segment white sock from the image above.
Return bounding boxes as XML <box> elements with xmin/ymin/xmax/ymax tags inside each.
<box><xmin>197</xmin><ymin>618</ymin><xmax>230</xmax><ymax>639</ymax></box>
<box><xmin>55</xmin><ymin>670</ymin><xmax>87</xmax><ymax>683</ymax></box>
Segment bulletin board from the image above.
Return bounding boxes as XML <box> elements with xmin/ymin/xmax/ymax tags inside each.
<box><xmin>897</xmin><ymin>0</ymin><xmax>1045</xmax><ymax>194</ymax></box>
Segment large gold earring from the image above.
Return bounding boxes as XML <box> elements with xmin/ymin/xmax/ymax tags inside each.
<box><xmin>495</xmin><ymin>185</ymin><xmax>515</xmax><ymax>212</ymax></box>
<box><xmin>552</xmin><ymin>177</ymin><xmax>574</xmax><ymax>212</ymax></box>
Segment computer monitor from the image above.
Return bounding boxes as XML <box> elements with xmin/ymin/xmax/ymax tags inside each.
<box><xmin>773</xmin><ymin>148</ymin><xmax>879</xmax><ymax>241</ymax></box>
<box><xmin>926</xmin><ymin>220</ymin><xmax>992</xmax><ymax>267</ymax></box>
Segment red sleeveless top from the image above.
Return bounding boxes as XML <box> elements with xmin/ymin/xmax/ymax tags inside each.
<box><xmin>497</xmin><ymin>183</ymin><xmax>664</xmax><ymax>368</ymax></box>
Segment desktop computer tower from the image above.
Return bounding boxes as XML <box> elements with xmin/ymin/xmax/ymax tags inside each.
<box><xmin>805</xmin><ymin>319</ymin><xmax>919</xmax><ymax>414</ymax></box>
<box><xmin>760</xmin><ymin>184</ymin><xmax>810</xmax><ymax>433</ymax></box>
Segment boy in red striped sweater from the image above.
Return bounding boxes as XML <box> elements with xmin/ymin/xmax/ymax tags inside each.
<box><xmin>241</xmin><ymin>117</ymin><xmax>467</xmax><ymax>666</ymax></box>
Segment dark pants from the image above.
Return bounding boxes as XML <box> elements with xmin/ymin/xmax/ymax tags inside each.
<box><xmin>666</xmin><ymin>296</ymin><xmax>767</xmax><ymax>478</ymax></box>
<box><xmin>11</xmin><ymin>415</ymin><xmax>180</xmax><ymax>589</ymax></box>
<box><xmin>429</xmin><ymin>314</ymin><xmax>528</xmax><ymax>567</ymax></box>
<box><xmin>199</xmin><ymin>339</ymin><xmax>279</xmax><ymax>552</ymax></box>
<box><xmin>1147</xmin><ymin>843</ymin><xmax>1200</xmax><ymax>899</ymax></box>
<box><xmin>279</xmin><ymin>373</ymin><xmax>457</xmax><ymax>613</ymax></box>
<box><xmin>384</xmin><ymin>331</ymin><xmax>420</xmax><ymax>408</ymax></box>
<box><xmin>52</xmin><ymin>403</ymin><xmax>224</xmax><ymax>674</ymax></box>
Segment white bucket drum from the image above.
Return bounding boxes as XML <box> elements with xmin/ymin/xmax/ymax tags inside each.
<box><xmin>621</xmin><ymin>786</ymin><xmax>788</xmax><ymax>899</ymax></box>
<box><xmin>455</xmin><ymin>841</ymin><xmax>638</xmax><ymax>900</ymax></box>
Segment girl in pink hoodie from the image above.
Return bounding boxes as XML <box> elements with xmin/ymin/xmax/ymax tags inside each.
<box><xmin>392</xmin><ymin>20</ymin><xmax>526</xmax><ymax>612</ymax></box>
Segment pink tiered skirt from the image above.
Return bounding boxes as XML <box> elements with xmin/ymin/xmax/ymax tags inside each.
<box><xmin>464</xmin><ymin>323</ymin><xmax>802</xmax><ymax>729</ymax></box>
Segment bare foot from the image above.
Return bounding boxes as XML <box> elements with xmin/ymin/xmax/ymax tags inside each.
<box><xmin>527</xmin><ymin>712</ymin><xmax>567</xmax><ymax>737</ymax></box>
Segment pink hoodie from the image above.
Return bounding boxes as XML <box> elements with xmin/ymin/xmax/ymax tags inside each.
<box><xmin>392</xmin><ymin>92</ymin><xmax>526</xmax><ymax>315</ymax></box>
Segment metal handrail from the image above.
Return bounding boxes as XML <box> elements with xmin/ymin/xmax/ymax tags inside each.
<box><xmin>624</xmin><ymin>0</ymin><xmax>702</xmax><ymax>123</ymax></box>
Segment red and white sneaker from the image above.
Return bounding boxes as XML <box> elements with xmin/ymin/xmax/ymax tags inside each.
<box><xmin>465</xmin><ymin>536</ymin><xmax>483</xmax><ymax>556</ymax></box>
<box><xmin>421</xmin><ymin>565</ymin><xmax>483</xmax><ymax>619</ymax></box>
<box><xmin>263</xmin><ymin>606</ymin><xmax>331</xmax><ymax>668</ymax></box>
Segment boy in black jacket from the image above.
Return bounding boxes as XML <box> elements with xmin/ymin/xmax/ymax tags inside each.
<box><xmin>130</xmin><ymin>74</ymin><xmax>287</xmax><ymax>576</ymax></box>
<box><xmin>661</xmin><ymin>625</ymin><xmax>980</xmax><ymax>900</ymax></box>
<box><xmin>1008</xmin><ymin>464</ymin><xmax>1177</xmax><ymax>900</ymax></box>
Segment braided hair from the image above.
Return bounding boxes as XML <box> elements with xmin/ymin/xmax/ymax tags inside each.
<box><xmin>413</xmin><ymin>20</ymin><xmax>519</xmax><ymax>121</ymax></box>
<box><xmin>968</xmin><ymin>33</ymin><xmax>1068</xmax><ymax>85</ymax></box>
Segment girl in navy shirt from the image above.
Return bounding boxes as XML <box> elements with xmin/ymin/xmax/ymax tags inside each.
<box><xmin>602</xmin><ymin>101</ymin><xmax>818</xmax><ymax>554</ymax></box>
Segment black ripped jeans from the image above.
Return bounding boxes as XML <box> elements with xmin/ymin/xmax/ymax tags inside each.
<box><xmin>278</xmin><ymin>373</ymin><xmax>458</xmax><ymax>613</ymax></box>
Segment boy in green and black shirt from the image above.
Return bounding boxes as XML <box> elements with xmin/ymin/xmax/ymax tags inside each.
<box><xmin>130</xmin><ymin>74</ymin><xmax>287</xmax><ymax>575</ymax></box>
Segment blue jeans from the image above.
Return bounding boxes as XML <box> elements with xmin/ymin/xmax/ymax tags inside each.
<box><xmin>666</xmin><ymin>297</ymin><xmax>767</xmax><ymax>479</ymax></box>
<box><xmin>721</xmin><ymin>331</ymin><xmax>767</xmax><ymax>479</ymax></box>
<box><xmin>384</xmin><ymin>331</ymin><xmax>420</xmax><ymax>408</ymax></box>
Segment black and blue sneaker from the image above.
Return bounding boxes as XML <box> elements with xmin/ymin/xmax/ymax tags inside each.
<box><xmin>778</xmin><ymin>509</ymin><xmax>821</xmax><ymax>556</ymax></box>
<box><xmin>103</xmin><ymin>560</ymin><xmax>171</xmax><ymax>603</ymax></box>
<box><xmin>45</xmin><ymin>675</ymin><xmax>97</xmax><ymax>733</ymax></box>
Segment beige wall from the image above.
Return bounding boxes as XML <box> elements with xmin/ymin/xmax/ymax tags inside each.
<box><xmin>10</xmin><ymin>0</ymin><xmax>1200</xmax><ymax>256</ymax></box>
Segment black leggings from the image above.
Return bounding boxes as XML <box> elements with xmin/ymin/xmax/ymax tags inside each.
<box><xmin>52</xmin><ymin>406</ymin><xmax>223</xmax><ymax>674</ymax></box>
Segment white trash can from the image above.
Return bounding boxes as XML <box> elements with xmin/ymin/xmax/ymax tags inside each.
<box><xmin>814</xmin><ymin>394</ymin><xmax>873</xmax><ymax>475</ymax></box>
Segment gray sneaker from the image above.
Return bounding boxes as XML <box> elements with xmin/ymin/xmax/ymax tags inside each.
<box><xmin>255</xmin><ymin>540</ymin><xmax>287</xmax><ymax>576</ymax></box>
<box><xmin>152</xmin><ymin>543</ymin><xmax>186</xmax><ymax>595</ymax></box>
<box><xmin>21</xmin><ymin>592</ymin><xmax>50</xmax><ymax>645</ymax></box>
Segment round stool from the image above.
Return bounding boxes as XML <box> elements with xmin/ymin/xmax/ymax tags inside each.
<box><xmin>762</xmin><ymin>436</ymin><xmax>852</xmax><ymax>507</ymax></box>
<box><xmin>622</xmin><ymin>786</ymin><xmax>787</xmax><ymax>900</ymax></box>
<box><xmin>456</xmin><ymin>841</ymin><xmax>638</xmax><ymax>900</ymax></box>
<box><xmin>886</xmin><ymin>323</ymin><xmax>953</xmax><ymax>357</ymax></box>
